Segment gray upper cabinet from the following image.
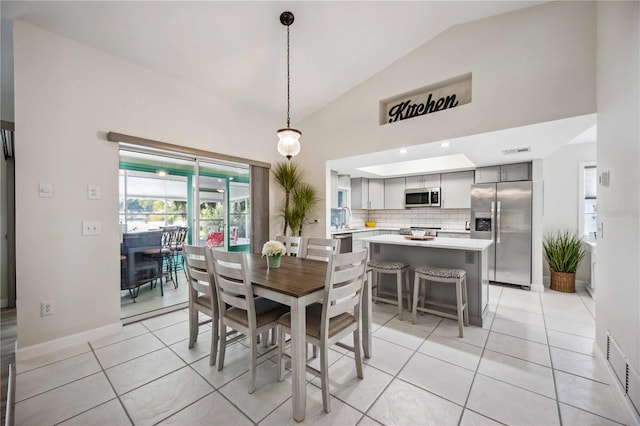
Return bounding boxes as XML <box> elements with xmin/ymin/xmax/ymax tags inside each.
<box><xmin>351</xmin><ymin>177</ymin><xmax>369</xmax><ymax>209</ymax></box>
<box><xmin>369</xmin><ymin>179</ymin><xmax>385</xmax><ymax>210</ymax></box>
<box><xmin>406</xmin><ymin>174</ymin><xmax>441</xmax><ymax>189</ymax></box>
<box><xmin>330</xmin><ymin>171</ymin><xmax>339</xmax><ymax>209</ymax></box>
<box><xmin>352</xmin><ymin>177</ymin><xmax>384</xmax><ymax>209</ymax></box>
<box><xmin>474</xmin><ymin>166</ymin><xmax>501</xmax><ymax>184</ymax></box>
<box><xmin>475</xmin><ymin>162</ymin><xmax>531</xmax><ymax>183</ymax></box>
<box><xmin>500</xmin><ymin>162</ymin><xmax>531</xmax><ymax>182</ymax></box>
<box><xmin>337</xmin><ymin>174</ymin><xmax>351</xmax><ymax>190</ymax></box>
<box><xmin>441</xmin><ymin>171</ymin><xmax>474</xmax><ymax>209</ymax></box>
<box><xmin>384</xmin><ymin>177</ymin><xmax>406</xmax><ymax>209</ymax></box>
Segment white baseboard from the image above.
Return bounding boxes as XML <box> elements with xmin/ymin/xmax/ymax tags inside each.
<box><xmin>0</xmin><ymin>298</ymin><xmax>7</xmax><ymax>308</ymax></box>
<box><xmin>575</xmin><ymin>279</ymin><xmax>589</xmax><ymax>289</ymax></box>
<box><xmin>16</xmin><ymin>321</ymin><xmax>123</xmax><ymax>362</ymax></box>
<box><xmin>530</xmin><ymin>282</ymin><xmax>545</xmax><ymax>292</ymax></box>
<box><xmin>593</xmin><ymin>342</ymin><xmax>640</xmax><ymax>425</ymax></box>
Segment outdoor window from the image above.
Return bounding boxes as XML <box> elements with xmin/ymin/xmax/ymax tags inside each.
<box><xmin>580</xmin><ymin>164</ymin><xmax>597</xmax><ymax>237</ymax></box>
<box><xmin>119</xmin><ymin>170</ymin><xmax>188</xmax><ymax>232</ymax></box>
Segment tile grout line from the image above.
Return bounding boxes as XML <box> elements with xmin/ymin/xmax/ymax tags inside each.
<box><xmin>131</xmin><ymin>317</ymin><xmax>218</xmax><ymax>424</ymax></box>
<box><xmin>543</xmin><ymin>290</ymin><xmax>628</xmax><ymax>425</ymax></box>
<box><xmin>539</xmin><ymin>289</ymin><xmax>567</xmax><ymax>426</ymax></box>
<box><xmin>455</xmin><ymin>286</ymin><xmax>506</xmax><ymax>426</ymax></box>
<box><xmin>59</xmin><ymin>342</ymin><xmax>136</xmax><ymax>426</ymax></box>
<box><xmin>356</xmin><ymin>312</ymin><xmax>440</xmax><ymax>423</ymax></box>
<box><xmin>159</xmin><ymin>316</ymin><xmax>289</xmax><ymax>425</ymax></box>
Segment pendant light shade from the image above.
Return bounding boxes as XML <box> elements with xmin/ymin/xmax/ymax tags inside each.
<box><xmin>277</xmin><ymin>127</ymin><xmax>301</xmax><ymax>159</ymax></box>
<box><xmin>277</xmin><ymin>11</ymin><xmax>301</xmax><ymax>160</ymax></box>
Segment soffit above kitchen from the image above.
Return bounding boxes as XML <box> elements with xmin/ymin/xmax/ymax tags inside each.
<box><xmin>1</xmin><ymin>1</ymin><xmax>545</xmax><ymax>123</ymax></box>
<box><xmin>328</xmin><ymin>114</ymin><xmax>596</xmax><ymax>178</ymax></box>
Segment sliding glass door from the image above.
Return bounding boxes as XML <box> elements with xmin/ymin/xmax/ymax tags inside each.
<box><xmin>118</xmin><ymin>147</ymin><xmax>250</xmax><ymax>321</ymax></box>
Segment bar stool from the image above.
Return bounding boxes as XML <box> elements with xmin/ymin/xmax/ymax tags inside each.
<box><xmin>412</xmin><ymin>265</ymin><xmax>468</xmax><ymax>337</ymax></box>
<box><xmin>367</xmin><ymin>260</ymin><xmax>411</xmax><ymax>320</ymax></box>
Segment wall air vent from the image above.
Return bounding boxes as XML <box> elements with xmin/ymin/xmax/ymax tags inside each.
<box><xmin>502</xmin><ymin>147</ymin><xmax>531</xmax><ymax>155</ymax></box>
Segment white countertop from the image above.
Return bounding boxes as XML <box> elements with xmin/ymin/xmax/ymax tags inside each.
<box><xmin>360</xmin><ymin>234</ymin><xmax>493</xmax><ymax>251</ymax></box>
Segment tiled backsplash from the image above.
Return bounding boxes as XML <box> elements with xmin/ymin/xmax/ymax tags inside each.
<box><xmin>350</xmin><ymin>208</ymin><xmax>471</xmax><ymax>230</ymax></box>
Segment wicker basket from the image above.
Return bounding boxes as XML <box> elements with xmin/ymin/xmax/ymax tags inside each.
<box><xmin>550</xmin><ymin>271</ymin><xmax>576</xmax><ymax>293</ymax></box>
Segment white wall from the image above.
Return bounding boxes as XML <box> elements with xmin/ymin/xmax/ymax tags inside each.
<box><xmin>542</xmin><ymin>142</ymin><xmax>597</xmax><ymax>282</ymax></box>
<box><xmin>595</xmin><ymin>1</ymin><xmax>640</xmax><ymax>374</ymax></box>
<box><xmin>543</xmin><ymin>142</ymin><xmax>597</xmax><ymax>233</ymax></box>
<box><xmin>298</xmin><ymin>1</ymin><xmax>596</xmax><ymax>239</ymax></box>
<box><xmin>13</xmin><ymin>21</ymin><xmax>281</xmax><ymax>351</ymax></box>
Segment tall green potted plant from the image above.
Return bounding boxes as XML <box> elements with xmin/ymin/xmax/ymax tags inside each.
<box><xmin>543</xmin><ymin>230</ymin><xmax>586</xmax><ymax>293</ymax></box>
<box><xmin>289</xmin><ymin>183</ymin><xmax>319</xmax><ymax>236</ymax></box>
<box><xmin>272</xmin><ymin>161</ymin><xmax>302</xmax><ymax>235</ymax></box>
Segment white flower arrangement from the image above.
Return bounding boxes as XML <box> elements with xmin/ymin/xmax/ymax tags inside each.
<box><xmin>262</xmin><ymin>240</ymin><xmax>287</xmax><ymax>257</ymax></box>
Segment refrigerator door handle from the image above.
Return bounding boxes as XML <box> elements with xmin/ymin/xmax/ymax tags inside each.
<box><xmin>490</xmin><ymin>201</ymin><xmax>495</xmax><ymax>242</ymax></box>
<box><xmin>496</xmin><ymin>201</ymin><xmax>501</xmax><ymax>244</ymax></box>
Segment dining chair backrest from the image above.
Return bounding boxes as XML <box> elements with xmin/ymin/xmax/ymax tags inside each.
<box><xmin>275</xmin><ymin>235</ymin><xmax>304</xmax><ymax>257</ymax></box>
<box><xmin>321</xmin><ymin>249</ymin><xmax>368</xmax><ymax>334</ymax></box>
<box><xmin>304</xmin><ymin>238</ymin><xmax>340</xmax><ymax>262</ymax></box>
<box><xmin>183</xmin><ymin>244</ymin><xmax>220</xmax><ymax>366</ymax></box>
<box><xmin>160</xmin><ymin>226</ymin><xmax>178</xmax><ymax>249</ymax></box>
<box><xmin>183</xmin><ymin>244</ymin><xmax>215</xmax><ymax>301</ymax></box>
<box><xmin>173</xmin><ymin>226</ymin><xmax>189</xmax><ymax>248</ymax></box>
<box><xmin>209</xmin><ymin>250</ymin><xmax>256</xmax><ymax>326</ymax></box>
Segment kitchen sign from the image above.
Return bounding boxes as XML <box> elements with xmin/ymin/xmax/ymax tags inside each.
<box><xmin>381</xmin><ymin>74</ymin><xmax>472</xmax><ymax>125</ymax></box>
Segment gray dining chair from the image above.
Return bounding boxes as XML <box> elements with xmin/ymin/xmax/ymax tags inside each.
<box><xmin>209</xmin><ymin>249</ymin><xmax>290</xmax><ymax>394</ymax></box>
<box><xmin>275</xmin><ymin>235</ymin><xmax>304</xmax><ymax>257</ymax></box>
<box><xmin>277</xmin><ymin>249</ymin><xmax>368</xmax><ymax>413</ymax></box>
<box><xmin>183</xmin><ymin>244</ymin><xmax>219</xmax><ymax>366</ymax></box>
<box><xmin>303</xmin><ymin>237</ymin><xmax>340</xmax><ymax>261</ymax></box>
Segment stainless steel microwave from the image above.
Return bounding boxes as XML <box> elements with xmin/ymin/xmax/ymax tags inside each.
<box><xmin>404</xmin><ymin>187</ymin><xmax>441</xmax><ymax>208</ymax></box>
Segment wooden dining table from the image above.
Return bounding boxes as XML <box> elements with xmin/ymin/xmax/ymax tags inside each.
<box><xmin>245</xmin><ymin>253</ymin><xmax>373</xmax><ymax>422</ymax></box>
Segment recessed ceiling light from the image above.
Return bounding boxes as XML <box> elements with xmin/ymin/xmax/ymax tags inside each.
<box><xmin>440</xmin><ymin>141</ymin><xmax>450</xmax><ymax>148</ymax></box>
<box><xmin>157</xmin><ymin>170</ymin><xmax>168</xmax><ymax>177</ymax></box>
<box><xmin>399</xmin><ymin>148</ymin><xmax>408</xmax><ymax>154</ymax></box>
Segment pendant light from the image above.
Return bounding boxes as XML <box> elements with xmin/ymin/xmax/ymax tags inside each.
<box><xmin>276</xmin><ymin>11</ymin><xmax>301</xmax><ymax>160</ymax></box>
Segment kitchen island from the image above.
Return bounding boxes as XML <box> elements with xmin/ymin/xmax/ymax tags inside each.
<box><xmin>360</xmin><ymin>234</ymin><xmax>493</xmax><ymax>327</ymax></box>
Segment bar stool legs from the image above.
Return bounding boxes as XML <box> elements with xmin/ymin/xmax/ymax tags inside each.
<box><xmin>412</xmin><ymin>266</ymin><xmax>468</xmax><ymax>337</ymax></box>
<box><xmin>368</xmin><ymin>260</ymin><xmax>410</xmax><ymax>320</ymax></box>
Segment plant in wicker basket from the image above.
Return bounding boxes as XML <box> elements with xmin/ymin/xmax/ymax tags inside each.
<box><xmin>543</xmin><ymin>230</ymin><xmax>586</xmax><ymax>293</ymax></box>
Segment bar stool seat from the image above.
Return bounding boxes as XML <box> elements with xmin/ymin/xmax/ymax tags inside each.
<box><xmin>412</xmin><ymin>265</ymin><xmax>468</xmax><ymax>337</ymax></box>
<box><xmin>367</xmin><ymin>260</ymin><xmax>411</xmax><ymax>320</ymax></box>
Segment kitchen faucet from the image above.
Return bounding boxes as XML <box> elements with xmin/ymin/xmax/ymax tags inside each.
<box><xmin>341</xmin><ymin>206</ymin><xmax>352</xmax><ymax>228</ymax></box>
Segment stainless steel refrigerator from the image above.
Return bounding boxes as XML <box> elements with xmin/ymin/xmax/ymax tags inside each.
<box><xmin>470</xmin><ymin>181</ymin><xmax>532</xmax><ymax>288</ymax></box>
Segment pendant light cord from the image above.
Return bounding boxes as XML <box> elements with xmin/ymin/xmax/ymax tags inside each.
<box><xmin>286</xmin><ymin>24</ymin><xmax>291</xmax><ymax>128</ymax></box>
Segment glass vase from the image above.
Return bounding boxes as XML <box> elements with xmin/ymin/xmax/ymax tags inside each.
<box><xmin>267</xmin><ymin>255</ymin><xmax>281</xmax><ymax>269</ymax></box>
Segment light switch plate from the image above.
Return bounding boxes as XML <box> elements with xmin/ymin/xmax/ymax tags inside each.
<box><xmin>39</xmin><ymin>183</ymin><xmax>54</xmax><ymax>198</ymax></box>
<box><xmin>87</xmin><ymin>185</ymin><xmax>101</xmax><ymax>200</ymax></box>
<box><xmin>82</xmin><ymin>221</ymin><xmax>102</xmax><ymax>236</ymax></box>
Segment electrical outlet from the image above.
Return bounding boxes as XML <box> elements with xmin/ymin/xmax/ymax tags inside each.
<box><xmin>465</xmin><ymin>251</ymin><xmax>475</xmax><ymax>264</ymax></box>
<box><xmin>39</xmin><ymin>183</ymin><xmax>54</xmax><ymax>198</ymax></box>
<box><xmin>41</xmin><ymin>301</ymin><xmax>54</xmax><ymax>316</ymax></box>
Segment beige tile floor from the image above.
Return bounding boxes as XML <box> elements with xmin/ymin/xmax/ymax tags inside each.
<box><xmin>15</xmin><ymin>284</ymin><xmax>632</xmax><ymax>425</ymax></box>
